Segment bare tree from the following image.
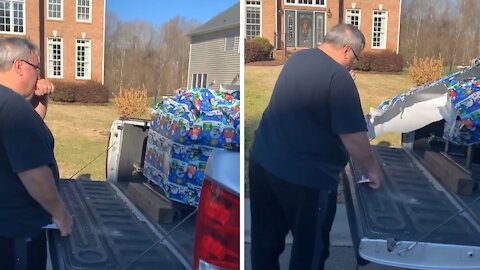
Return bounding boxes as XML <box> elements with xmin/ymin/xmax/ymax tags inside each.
<box><xmin>104</xmin><ymin>11</ymin><xmax>200</xmax><ymax>99</ymax></box>
<box><xmin>400</xmin><ymin>0</ymin><xmax>480</xmax><ymax>67</ymax></box>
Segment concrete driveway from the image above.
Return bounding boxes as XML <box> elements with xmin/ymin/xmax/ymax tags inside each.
<box><xmin>244</xmin><ymin>199</ymin><xmax>412</xmax><ymax>270</ymax></box>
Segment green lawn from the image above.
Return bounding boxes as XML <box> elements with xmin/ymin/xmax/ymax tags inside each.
<box><xmin>245</xmin><ymin>65</ymin><xmax>416</xmax><ymax>159</ymax></box>
<box><xmin>45</xmin><ymin>103</ymin><xmax>121</xmax><ymax>180</ymax></box>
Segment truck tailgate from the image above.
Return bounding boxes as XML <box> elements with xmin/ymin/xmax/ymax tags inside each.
<box><xmin>343</xmin><ymin>146</ymin><xmax>480</xmax><ymax>270</ymax></box>
<box><xmin>49</xmin><ymin>180</ymin><xmax>189</xmax><ymax>270</ymax></box>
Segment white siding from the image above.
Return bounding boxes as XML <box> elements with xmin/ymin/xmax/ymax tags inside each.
<box><xmin>187</xmin><ymin>27</ymin><xmax>240</xmax><ymax>91</ymax></box>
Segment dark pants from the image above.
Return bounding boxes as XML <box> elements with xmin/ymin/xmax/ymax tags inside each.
<box><xmin>0</xmin><ymin>232</ymin><xmax>47</xmax><ymax>270</ymax></box>
<box><xmin>249</xmin><ymin>158</ymin><xmax>337</xmax><ymax>270</ymax></box>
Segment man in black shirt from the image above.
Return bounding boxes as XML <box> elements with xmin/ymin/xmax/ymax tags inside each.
<box><xmin>0</xmin><ymin>37</ymin><xmax>73</xmax><ymax>270</ymax></box>
<box><xmin>249</xmin><ymin>24</ymin><xmax>384</xmax><ymax>269</ymax></box>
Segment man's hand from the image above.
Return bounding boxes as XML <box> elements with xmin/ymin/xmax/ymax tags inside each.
<box><xmin>340</xmin><ymin>131</ymin><xmax>384</xmax><ymax>189</ymax></box>
<box><xmin>18</xmin><ymin>166</ymin><xmax>73</xmax><ymax>237</ymax></box>
<box><xmin>35</xmin><ymin>79</ymin><xmax>55</xmax><ymax>96</ymax></box>
<box><xmin>366</xmin><ymin>169</ymin><xmax>383</xmax><ymax>189</ymax></box>
<box><xmin>52</xmin><ymin>209</ymin><xmax>73</xmax><ymax>237</ymax></box>
<box><xmin>31</xmin><ymin>79</ymin><xmax>54</xmax><ymax>119</ymax></box>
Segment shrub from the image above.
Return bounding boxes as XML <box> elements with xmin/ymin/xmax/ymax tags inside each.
<box><xmin>245</xmin><ymin>40</ymin><xmax>264</xmax><ymax>63</ymax></box>
<box><xmin>352</xmin><ymin>51</ymin><xmax>403</xmax><ymax>72</ymax></box>
<box><xmin>50</xmin><ymin>80</ymin><xmax>75</xmax><ymax>102</ymax></box>
<box><xmin>253</xmin><ymin>37</ymin><xmax>274</xmax><ymax>55</ymax></box>
<box><xmin>352</xmin><ymin>53</ymin><xmax>372</xmax><ymax>71</ymax></box>
<box><xmin>245</xmin><ymin>37</ymin><xmax>273</xmax><ymax>63</ymax></box>
<box><xmin>370</xmin><ymin>51</ymin><xmax>403</xmax><ymax>72</ymax></box>
<box><xmin>74</xmin><ymin>81</ymin><xmax>109</xmax><ymax>103</ymax></box>
<box><xmin>409</xmin><ymin>56</ymin><xmax>443</xmax><ymax>86</ymax></box>
<box><xmin>113</xmin><ymin>86</ymin><xmax>148</xmax><ymax>118</ymax></box>
<box><xmin>50</xmin><ymin>80</ymin><xmax>109</xmax><ymax>103</ymax></box>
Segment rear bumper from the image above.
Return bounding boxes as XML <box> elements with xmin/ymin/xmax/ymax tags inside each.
<box><xmin>359</xmin><ymin>239</ymin><xmax>480</xmax><ymax>270</ymax></box>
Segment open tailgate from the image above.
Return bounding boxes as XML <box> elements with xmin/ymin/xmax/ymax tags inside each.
<box><xmin>343</xmin><ymin>146</ymin><xmax>480</xmax><ymax>270</ymax></box>
<box><xmin>48</xmin><ymin>180</ymin><xmax>189</xmax><ymax>270</ymax></box>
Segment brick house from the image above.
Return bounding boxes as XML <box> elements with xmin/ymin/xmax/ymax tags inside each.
<box><xmin>245</xmin><ymin>0</ymin><xmax>401</xmax><ymax>59</ymax></box>
<box><xmin>0</xmin><ymin>0</ymin><xmax>105</xmax><ymax>83</ymax></box>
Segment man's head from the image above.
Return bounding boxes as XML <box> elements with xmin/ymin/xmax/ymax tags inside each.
<box><xmin>0</xmin><ymin>37</ymin><xmax>40</xmax><ymax>99</ymax></box>
<box><xmin>320</xmin><ymin>24</ymin><xmax>365</xmax><ymax>69</ymax></box>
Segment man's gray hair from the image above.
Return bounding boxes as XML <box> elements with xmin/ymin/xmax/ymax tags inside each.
<box><xmin>0</xmin><ymin>37</ymin><xmax>38</xmax><ymax>72</ymax></box>
<box><xmin>324</xmin><ymin>24</ymin><xmax>365</xmax><ymax>54</ymax></box>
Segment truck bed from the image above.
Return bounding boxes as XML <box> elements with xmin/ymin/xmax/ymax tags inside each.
<box><xmin>343</xmin><ymin>146</ymin><xmax>480</xmax><ymax>269</ymax></box>
<box><xmin>49</xmin><ymin>180</ymin><xmax>190</xmax><ymax>270</ymax></box>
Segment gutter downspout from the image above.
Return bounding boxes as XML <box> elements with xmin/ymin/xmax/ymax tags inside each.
<box><xmin>102</xmin><ymin>0</ymin><xmax>106</xmax><ymax>84</ymax></box>
<box><xmin>396</xmin><ymin>0</ymin><xmax>402</xmax><ymax>54</ymax></box>
<box><xmin>187</xmin><ymin>43</ymin><xmax>192</xmax><ymax>89</ymax></box>
<box><xmin>39</xmin><ymin>0</ymin><xmax>45</xmax><ymax>78</ymax></box>
<box><xmin>275</xmin><ymin>0</ymin><xmax>278</xmax><ymax>49</ymax></box>
<box><xmin>339</xmin><ymin>0</ymin><xmax>344</xmax><ymax>24</ymax></box>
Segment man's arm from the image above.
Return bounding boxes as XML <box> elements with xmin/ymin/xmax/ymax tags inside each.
<box><xmin>339</xmin><ymin>131</ymin><xmax>384</xmax><ymax>189</ymax></box>
<box><xmin>30</xmin><ymin>94</ymin><xmax>48</xmax><ymax>119</ymax></box>
<box><xmin>18</xmin><ymin>166</ymin><xmax>73</xmax><ymax>236</ymax></box>
<box><xmin>31</xmin><ymin>79</ymin><xmax>55</xmax><ymax>119</ymax></box>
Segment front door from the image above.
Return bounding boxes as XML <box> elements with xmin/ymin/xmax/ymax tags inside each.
<box><xmin>284</xmin><ymin>11</ymin><xmax>325</xmax><ymax>48</ymax></box>
<box><xmin>297</xmin><ymin>11</ymin><xmax>313</xmax><ymax>48</ymax></box>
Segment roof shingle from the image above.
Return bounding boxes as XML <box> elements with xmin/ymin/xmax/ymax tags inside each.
<box><xmin>188</xmin><ymin>2</ymin><xmax>240</xmax><ymax>36</ymax></box>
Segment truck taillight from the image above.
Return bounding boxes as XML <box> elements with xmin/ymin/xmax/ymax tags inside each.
<box><xmin>193</xmin><ymin>178</ymin><xmax>240</xmax><ymax>270</ymax></box>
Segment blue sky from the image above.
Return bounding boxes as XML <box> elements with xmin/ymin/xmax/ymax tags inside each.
<box><xmin>107</xmin><ymin>0</ymin><xmax>239</xmax><ymax>26</ymax></box>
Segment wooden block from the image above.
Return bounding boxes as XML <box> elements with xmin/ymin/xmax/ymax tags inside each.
<box><xmin>423</xmin><ymin>151</ymin><xmax>474</xmax><ymax>195</ymax></box>
<box><xmin>126</xmin><ymin>183</ymin><xmax>175</xmax><ymax>224</ymax></box>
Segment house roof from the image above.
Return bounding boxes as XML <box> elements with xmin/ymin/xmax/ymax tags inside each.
<box><xmin>188</xmin><ymin>2</ymin><xmax>240</xmax><ymax>36</ymax></box>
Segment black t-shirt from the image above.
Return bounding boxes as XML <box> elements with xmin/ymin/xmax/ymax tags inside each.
<box><xmin>0</xmin><ymin>84</ymin><xmax>59</xmax><ymax>237</ymax></box>
<box><xmin>250</xmin><ymin>48</ymin><xmax>367</xmax><ymax>190</ymax></box>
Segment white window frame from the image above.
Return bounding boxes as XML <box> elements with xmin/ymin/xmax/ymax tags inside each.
<box><xmin>246</xmin><ymin>0</ymin><xmax>261</xmax><ymax>39</ymax></box>
<box><xmin>75</xmin><ymin>39</ymin><xmax>91</xmax><ymax>80</ymax></box>
<box><xmin>47</xmin><ymin>37</ymin><xmax>63</xmax><ymax>78</ymax></box>
<box><xmin>191</xmin><ymin>73</ymin><xmax>208</xmax><ymax>89</ymax></box>
<box><xmin>225</xmin><ymin>34</ymin><xmax>236</xmax><ymax>51</ymax></box>
<box><xmin>284</xmin><ymin>0</ymin><xmax>326</xmax><ymax>7</ymax></box>
<box><xmin>345</xmin><ymin>9</ymin><xmax>360</xmax><ymax>30</ymax></box>
<box><xmin>371</xmin><ymin>10</ymin><xmax>388</xmax><ymax>49</ymax></box>
<box><xmin>0</xmin><ymin>0</ymin><xmax>25</xmax><ymax>34</ymax></box>
<box><xmin>76</xmin><ymin>0</ymin><xmax>92</xmax><ymax>23</ymax></box>
<box><xmin>47</xmin><ymin>0</ymin><xmax>63</xmax><ymax>20</ymax></box>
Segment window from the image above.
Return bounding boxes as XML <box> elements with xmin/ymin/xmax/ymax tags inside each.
<box><xmin>372</xmin><ymin>10</ymin><xmax>388</xmax><ymax>49</ymax></box>
<box><xmin>47</xmin><ymin>0</ymin><xmax>62</xmax><ymax>19</ymax></box>
<box><xmin>225</xmin><ymin>34</ymin><xmax>235</xmax><ymax>51</ymax></box>
<box><xmin>345</xmin><ymin>9</ymin><xmax>360</xmax><ymax>29</ymax></box>
<box><xmin>77</xmin><ymin>0</ymin><xmax>91</xmax><ymax>22</ymax></box>
<box><xmin>284</xmin><ymin>0</ymin><xmax>325</xmax><ymax>6</ymax></box>
<box><xmin>246</xmin><ymin>1</ymin><xmax>261</xmax><ymax>39</ymax></box>
<box><xmin>76</xmin><ymin>39</ymin><xmax>91</xmax><ymax>79</ymax></box>
<box><xmin>192</xmin><ymin>74</ymin><xmax>207</xmax><ymax>89</ymax></box>
<box><xmin>0</xmin><ymin>0</ymin><xmax>24</xmax><ymax>34</ymax></box>
<box><xmin>47</xmin><ymin>37</ymin><xmax>62</xmax><ymax>78</ymax></box>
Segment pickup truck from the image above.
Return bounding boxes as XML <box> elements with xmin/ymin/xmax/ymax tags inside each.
<box><xmin>343</xmin><ymin>61</ymin><xmax>480</xmax><ymax>270</ymax></box>
<box><xmin>343</xmin><ymin>122</ymin><xmax>480</xmax><ymax>269</ymax></box>
<box><xmin>48</xmin><ymin>118</ymin><xmax>240</xmax><ymax>270</ymax></box>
